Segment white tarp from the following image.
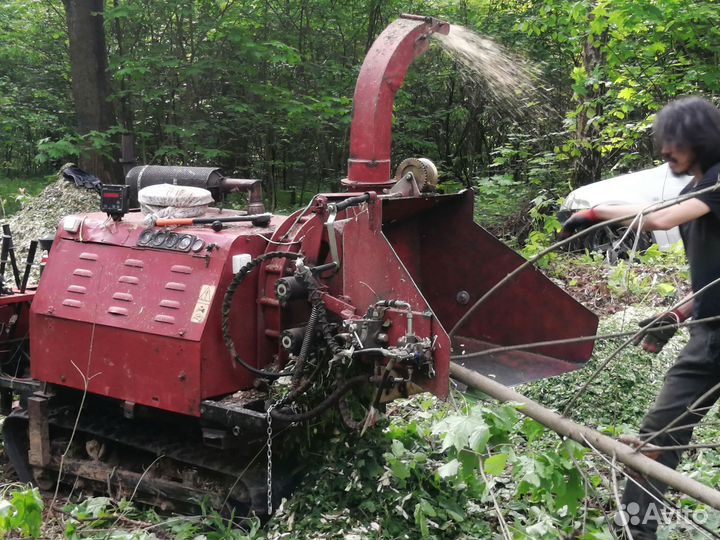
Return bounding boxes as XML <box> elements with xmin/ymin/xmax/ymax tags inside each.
<box><xmin>139</xmin><ymin>184</ymin><xmax>213</xmax><ymax>225</ymax></box>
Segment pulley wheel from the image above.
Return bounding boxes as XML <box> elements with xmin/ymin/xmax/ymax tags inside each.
<box><xmin>394</xmin><ymin>158</ymin><xmax>439</xmax><ymax>191</ymax></box>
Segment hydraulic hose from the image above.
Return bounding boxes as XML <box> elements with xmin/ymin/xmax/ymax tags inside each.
<box><xmin>291</xmin><ymin>304</ymin><xmax>319</xmax><ymax>388</ymax></box>
<box><xmin>276</xmin><ymin>359</ymin><xmax>326</xmax><ymax>408</ymax></box>
<box><xmin>221</xmin><ymin>251</ymin><xmax>303</xmax><ymax>380</ymax></box>
<box><xmin>294</xmin><ymin>267</ymin><xmax>342</xmax><ymax>356</ymax></box>
<box><xmin>270</xmin><ymin>374</ymin><xmax>373</xmax><ymax>422</ymax></box>
<box><xmin>222</xmin><ymin>251</ymin><xmax>372</xmax><ymax>419</ymax></box>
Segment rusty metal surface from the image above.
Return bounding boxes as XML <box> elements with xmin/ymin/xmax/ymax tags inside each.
<box><xmin>19</xmin><ymin>393</ymin><xmax>292</xmax><ymax>515</ymax></box>
<box><xmin>200</xmin><ymin>398</ymin><xmax>267</xmax><ymax>433</ymax></box>
<box><xmin>4</xmin><ymin>397</ymin><xmax>272</xmax><ymax>513</ymax></box>
<box><xmin>54</xmin><ymin>456</ymin><xmax>232</xmax><ymax>510</ymax></box>
<box><xmin>46</xmin><ymin>395</ymin><xmax>269</xmax><ymax>473</ymax></box>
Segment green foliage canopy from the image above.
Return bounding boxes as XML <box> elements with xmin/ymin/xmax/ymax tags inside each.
<box><xmin>1</xmin><ymin>0</ymin><xmax>720</xmax><ymax>209</ymax></box>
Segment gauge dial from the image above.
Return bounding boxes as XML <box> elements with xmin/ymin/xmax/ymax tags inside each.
<box><xmin>138</xmin><ymin>229</ymin><xmax>154</xmax><ymax>246</ymax></box>
<box><xmin>165</xmin><ymin>233</ymin><xmax>179</xmax><ymax>249</ymax></box>
<box><xmin>151</xmin><ymin>232</ymin><xmax>167</xmax><ymax>247</ymax></box>
<box><xmin>177</xmin><ymin>235</ymin><xmax>193</xmax><ymax>251</ymax></box>
<box><xmin>191</xmin><ymin>238</ymin><xmax>205</xmax><ymax>252</ymax></box>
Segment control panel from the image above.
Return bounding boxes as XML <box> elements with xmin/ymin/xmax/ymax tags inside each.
<box><xmin>137</xmin><ymin>229</ymin><xmax>206</xmax><ymax>253</ymax></box>
<box><xmin>101</xmin><ymin>185</ymin><xmax>130</xmax><ymax>221</ymax></box>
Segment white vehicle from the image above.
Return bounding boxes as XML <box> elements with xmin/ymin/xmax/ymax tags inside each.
<box><xmin>558</xmin><ymin>163</ymin><xmax>691</xmax><ymax>255</ymax></box>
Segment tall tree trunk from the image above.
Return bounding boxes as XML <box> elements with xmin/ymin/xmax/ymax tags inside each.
<box><xmin>571</xmin><ymin>7</ymin><xmax>607</xmax><ymax>188</ymax></box>
<box><xmin>111</xmin><ymin>0</ymin><xmax>132</xmax><ymax>132</ymax></box>
<box><xmin>365</xmin><ymin>0</ymin><xmax>383</xmax><ymax>51</ymax></box>
<box><xmin>63</xmin><ymin>0</ymin><xmax>118</xmax><ymax>182</ymax></box>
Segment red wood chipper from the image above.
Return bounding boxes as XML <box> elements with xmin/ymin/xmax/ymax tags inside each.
<box><xmin>0</xmin><ymin>15</ymin><xmax>597</xmax><ymax>514</ymax></box>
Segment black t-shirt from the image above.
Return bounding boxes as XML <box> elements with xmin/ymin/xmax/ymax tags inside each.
<box><xmin>679</xmin><ymin>162</ymin><xmax>720</xmax><ymax>319</ymax></box>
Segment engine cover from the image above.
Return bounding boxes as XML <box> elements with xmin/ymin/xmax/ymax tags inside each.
<box><xmin>30</xmin><ymin>211</ymin><xmax>278</xmax><ymax>416</ymax></box>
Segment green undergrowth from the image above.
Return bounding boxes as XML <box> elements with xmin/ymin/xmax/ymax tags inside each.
<box><xmin>262</xmin><ymin>311</ymin><xmax>720</xmax><ymax>540</ymax></box>
<box><xmin>521</xmin><ymin>308</ymin><xmax>680</xmax><ymax>429</ymax></box>
<box><xmin>0</xmin><ymin>310</ymin><xmax>713</xmax><ymax>540</ymax></box>
<box><xmin>59</xmin><ymin>496</ymin><xmax>261</xmax><ymax>540</ymax></box>
<box><xmin>1</xmin><ymin>310</ymin><xmax>717</xmax><ymax>539</ymax></box>
<box><xmin>264</xmin><ymin>396</ymin><xmax>607</xmax><ymax>540</ymax></box>
<box><xmin>0</xmin><ymin>491</ymin><xmax>264</xmax><ymax>540</ymax></box>
<box><xmin>0</xmin><ymin>485</ymin><xmax>43</xmax><ymax>538</ymax></box>
<box><xmin>521</xmin><ymin>214</ymin><xmax>690</xmax><ymax>305</ymax></box>
<box><xmin>471</xmin><ymin>175</ymin><xmax>536</xmax><ymax>238</ymax></box>
<box><xmin>0</xmin><ymin>176</ymin><xmax>54</xmax><ymax>217</ymax></box>
<box><xmin>522</xmin><ymin>311</ymin><xmax>720</xmax><ymax>539</ymax></box>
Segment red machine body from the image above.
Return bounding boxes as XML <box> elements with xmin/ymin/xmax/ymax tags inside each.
<box><xmin>28</xmin><ymin>188</ymin><xmax>597</xmax><ymax>416</ymax></box>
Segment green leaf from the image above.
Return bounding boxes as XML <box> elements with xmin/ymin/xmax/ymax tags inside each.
<box><xmin>389</xmin><ymin>459</ymin><xmax>411</xmax><ymax>481</ymax></box>
<box><xmin>521</xmin><ymin>419</ymin><xmax>546</xmax><ymax>443</ymax></box>
<box><xmin>483</xmin><ymin>453</ymin><xmax>509</xmax><ymax>476</ymax></box>
<box><xmin>617</xmin><ymin>87</ymin><xmax>636</xmax><ymax>101</ymax></box>
<box><xmin>4</xmin><ymin>488</ymin><xmax>43</xmax><ymax>537</ymax></box>
<box><xmin>105</xmin><ymin>5</ymin><xmax>131</xmax><ymax>20</ymax></box>
<box><xmin>647</xmin><ymin>41</ymin><xmax>667</xmax><ymax>55</ymax></box>
<box><xmin>414</xmin><ymin>501</ymin><xmax>430</xmax><ymax>537</ymax></box>
<box><xmin>468</xmin><ymin>424</ymin><xmax>490</xmax><ymax>453</ymax></box>
<box><xmin>69</xmin><ymin>496</ymin><xmax>112</xmax><ymax>519</ymax></box>
<box><xmin>432</xmin><ymin>413</ymin><xmax>490</xmax><ymax>453</ymax></box>
<box><xmin>522</xmin><ymin>471</ymin><xmax>541</xmax><ymax>488</ymax></box>
<box><xmin>656</xmin><ymin>282</ymin><xmax>676</xmax><ymax>296</ymax></box>
<box><xmin>555</xmin><ymin>468</ymin><xmax>585</xmax><ymax>513</ymax></box>
<box><xmin>458</xmin><ymin>449</ymin><xmax>480</xmax><ymax>481</ymax></box>
<box><xmin>419</xmin><ymin>498</ymin><xmax>437</xmax><ymax>518</ymax></box>
<box><xmin>437</xmin><ymin>459</ymin><xmax>460</xmax><ymax>478</ymax></box>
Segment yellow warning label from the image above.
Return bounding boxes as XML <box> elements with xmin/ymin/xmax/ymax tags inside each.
<box><xmin>191</xmin><ymin>284</ymin><xmax>216</xmax><ymax>323</ymax></box>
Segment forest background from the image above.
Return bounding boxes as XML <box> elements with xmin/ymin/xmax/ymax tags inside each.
<box><xmin>2</xmin><ymin>0</ymin><xmax>720</xmax><ymax>225</ymax></box>
<box><xmin>0</xmin><ymin>2</ymin><xmax>719</xmax><ymax>538</ymax></box>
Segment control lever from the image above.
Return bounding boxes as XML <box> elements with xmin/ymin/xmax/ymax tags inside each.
<box><xmin>20</xmin><ymin>240</ymin><xmax>38</xmax><ymax>293</ymax></box>
<box><xmin>325</xmin><ymin>193</ymin><xmax>372</xmax><ymax>270</ymax></box>
<box><xmin>1</xmin><ymin>225</ymin><xmax>20</xmax><ymax>289</ymax></box>
<box><xmin>334</xmin><ymin>193</ymin><xmax>371</xmax><ymax>212</ymax></box>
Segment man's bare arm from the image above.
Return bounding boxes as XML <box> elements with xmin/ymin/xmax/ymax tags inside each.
<box><xmin>593</xmin><ymin>198</ymin><xmax>710</xmax><ymax>231</ymax></box>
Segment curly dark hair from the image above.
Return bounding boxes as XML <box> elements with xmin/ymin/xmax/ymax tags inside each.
<box><xmin>654</xmin><ymin>96</ymin><xmax>720</xmax><ymax>173</ymax></box>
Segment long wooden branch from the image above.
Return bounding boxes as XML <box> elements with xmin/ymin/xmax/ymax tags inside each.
<box><xmin>449</xmin><ymin>361</ymin><xmax>720</xmax><ymax>511</ymax></box>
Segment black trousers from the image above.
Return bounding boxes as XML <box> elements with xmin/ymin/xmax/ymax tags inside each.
<box><xmin>621</xmin><ymin>323</ymin><xmax>720</xmax><ymax>539</ymax></box>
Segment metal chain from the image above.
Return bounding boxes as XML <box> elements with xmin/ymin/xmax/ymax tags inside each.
<box><xmin>266</xmin><ymin>401</ymin><xmax>276</xmax><ymax>516</ymax></box>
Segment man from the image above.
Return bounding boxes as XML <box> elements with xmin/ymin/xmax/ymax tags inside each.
<box><xmin>561</xmin><ymin>96</ymin><xmax>720</xmax><ymax>540</ymax></box>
